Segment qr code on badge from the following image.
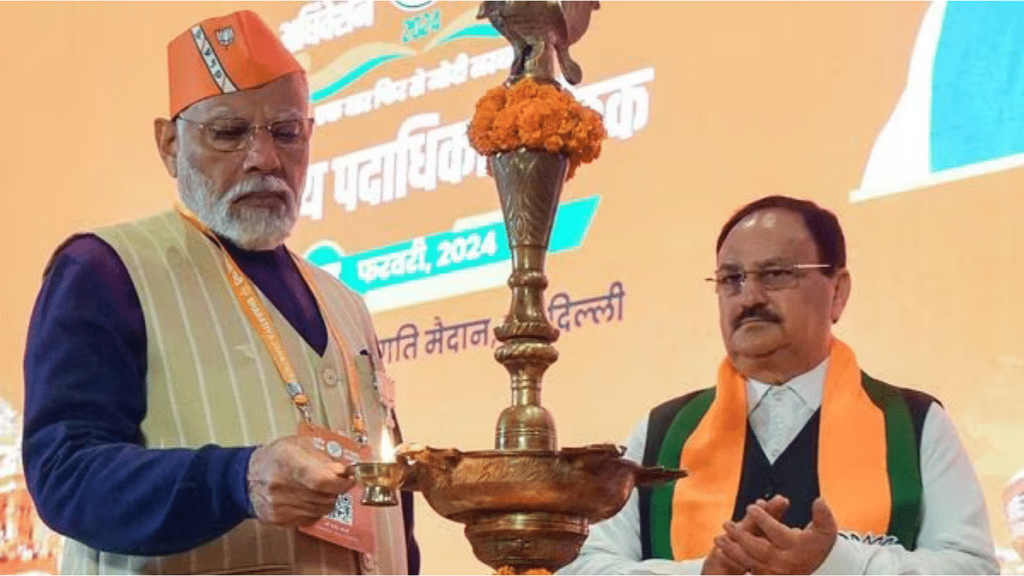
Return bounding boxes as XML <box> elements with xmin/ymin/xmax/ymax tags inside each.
<box><xmin>327</xmin><ymin>494</ymin><xmax>353</xmax><ymax>525</ymax></box>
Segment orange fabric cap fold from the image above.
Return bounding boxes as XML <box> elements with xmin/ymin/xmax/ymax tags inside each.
<box><xmin>167</xmin><ymin>10</ymin><xmax>305</xmax><ymax>118</ymax></box>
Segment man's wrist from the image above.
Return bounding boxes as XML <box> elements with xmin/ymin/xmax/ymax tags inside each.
<box><xmin>234</xmin><ymin>445</ymin><xmax>260</xmax><ymax>518</ymax></box>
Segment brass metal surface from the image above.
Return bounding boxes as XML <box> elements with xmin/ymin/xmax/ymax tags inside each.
<box><xmin>399</xmin><ymin>445</ymin><xmax>686</xmax><ymax>571</ymax></box>
<box><xmin>477</xmin><ymin>1</ymin><xmax>600</xmax><ymax>85</ymax></box>
<box><xmin>351</xmin><ymin>462</ymin><xmax>409</xmax><ymax>507</ymax></box>
<box><xmin>346</xmin><ymin>3</ymin><xmax>687</xmax><ymax>572</ymax></box>
<box><xmin>490</xmin><ymin>149</ymin><xmax>568</xmax><ymax>452</ymax></box>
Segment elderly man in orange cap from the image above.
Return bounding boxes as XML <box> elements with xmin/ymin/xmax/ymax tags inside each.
<box><xmin>22</xmin><ymin>10</ymin><xmax>417</xmax><ymax>574</ymax></box>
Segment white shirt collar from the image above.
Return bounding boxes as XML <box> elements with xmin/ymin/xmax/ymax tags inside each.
<box><xmin>746</xmin><ymin>357</ymin><xmax>829</xmax><ymax>415</ymax></box>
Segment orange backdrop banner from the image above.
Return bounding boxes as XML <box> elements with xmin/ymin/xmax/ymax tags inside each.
<box><xmin>1</xmin><ymin>2</ymin><xmax>1022</xmax><ymax>573</ymax></box>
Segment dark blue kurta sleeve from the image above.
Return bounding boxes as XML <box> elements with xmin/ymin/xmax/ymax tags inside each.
<box><xmin>22</xmin><ymin>234</ymin><xmax>255</xmax><ymax>555</ymax></box>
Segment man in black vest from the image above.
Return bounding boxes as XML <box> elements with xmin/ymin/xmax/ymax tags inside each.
<box><xmin>560</xmin><ymin>196</ymin><xmax>997</xmax><ymax>574</ymax></box>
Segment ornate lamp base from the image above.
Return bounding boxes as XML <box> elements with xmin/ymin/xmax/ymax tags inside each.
<box><xmin>397</xmin><ymin>445</ymin><xmax>685</xmax><ymax>572</ymax></box>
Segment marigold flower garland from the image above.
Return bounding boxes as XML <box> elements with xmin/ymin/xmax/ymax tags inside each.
<box><xmin>468</xmin><ymin>78</ymin><xmax>606</xmax><ymax>179</ymax></box>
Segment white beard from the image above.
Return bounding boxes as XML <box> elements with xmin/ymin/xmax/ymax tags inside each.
<box><xmin>176</xmin><ymin>153</ymin><xmax>299</xmax><ymax>251</ymax></box>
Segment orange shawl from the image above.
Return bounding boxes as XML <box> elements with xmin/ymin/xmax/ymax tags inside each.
<box><xmin>670</xmin><ymin>338</ymin><xmax>890</xmax><ymax>558</ymax></box>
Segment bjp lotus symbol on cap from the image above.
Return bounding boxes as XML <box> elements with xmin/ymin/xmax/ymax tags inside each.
<box><xmin>215</xmin><ymin>27</ymin><xmax>235</xmax><ymax>47</ymax></box>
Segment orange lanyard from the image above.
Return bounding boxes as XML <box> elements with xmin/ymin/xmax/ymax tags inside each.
<box><xmin>175</xmin><ymin>206</ymin><xmax>367</xmax><ymax>443</ymax></box>
<box><xmin>289</xmin><ymin>250</ymin><xmax>368</xmax><ymax>442</ymax></box>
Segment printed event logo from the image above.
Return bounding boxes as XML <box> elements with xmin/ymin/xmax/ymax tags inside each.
<box><xmin>276</xmin><ymin>0</ymin><xmax>502</xmax><ymax>104</ymax></box>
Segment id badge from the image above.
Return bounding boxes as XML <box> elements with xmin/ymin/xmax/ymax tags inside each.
<box><xmin>297</xmin><ymin>422</ymin><xmax>376</xmax><ymax>554</ymax></box>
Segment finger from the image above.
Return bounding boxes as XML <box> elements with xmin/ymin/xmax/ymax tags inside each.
<box><xmin>736</xmin><ymin>497</ymin><xmax>787</xmax><ymax>539</ymax></box>
<box><xmin>735</xmin><ymin>511</ymin><xmax>756</xmax><ymax>533</ymax></box>
<box><xmin>714</xmin><ymin>535</ymin><xmax>764</xmax><ymax>575</ymax></box>
<box><xmin>326</xmin><ymin>461</ymin><xmax>350</xmax><ymax>478</ymax></box>
<box><xmin>735</xmin><ymin>503</ymin><xmax>763</xmax><ymax>532</ymax></box>
<box><xmin>330</xmin><ymin>475</ymin><xmax>357</xmax><ymax>495</ymax></box>
<box><xmin>295</xmin><ymin>514</ymin><xmax>324</xmax><ymax>527</ymax></box>
<box><xmin>704</xmin><ymin>547</ymin><xmax>747</xmax><ymax>575</ymax></box>
<box><xmin>296</xmin><ymin>490</ymin><xmax>343</xmax><ymax>511</ymax></box>
<box><xmin>808</xmin><ymin>498</ymin><xmax>838</xmax><ymax>536</ymax></box>
<box><xmin>260</xmin><ymin>503</ymin><xmax>325</xmax><ymax>526</ymax></box>
<box><xmin>295</xmin><ymin>462</ymin><xmax>356</xmax><ymax>494</ymax></box>
<box><xmin>763</xmin><ymin>495</ymin><xmax>790</xmax><ymax>520</ymax></box>
<box><xmin>290</xmin><ymin>492</ymin><xmax>346</xmax><ymax>519</ymax></box>
<box><xmin>286</xmin><ymin>507</ymin><xmax>328</xmax><ymax>527</ymax></box>
<box><xmin>747</xmin><ymin>506</ymin><xmax>798</xmax><ymax>549</ymax></box>
<box><xmin>315</xmin><ymin>463</ymin><xmax>356</xmax><ymax>491</ymax></box>
<box><xmin>716</xmin><ymin>549</ymin><xmax>749</xmax><ymax>575</ymax></box>
<box><xmin>723</xmin><ymin>521</ymin><xmax>776</xmax><ymax>564</ymax></box>
<box><xmin>285</xmin><ymin>501</ymin><xmax>328</xmax><ymax>518</ymax></box>
<box><xmin>256</xmin><ymin>488</ymin><xmax>337</xmax><ymax>519</ymax></box>
<box><xmin>308</xmin><ymin>501</ymin><xmax>338</xmax><ymax>519</ymax></box>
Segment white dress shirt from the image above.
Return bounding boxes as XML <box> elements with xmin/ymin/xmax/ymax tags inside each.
<box><xmin>558</xmin><ymin>362</ymin><xmax>999</xmax><ymax>575</ymax></box>
<box><xmin>746</xmin><ymin>359</ymin><xmax>826</xmax><ymax>464</ymax></box>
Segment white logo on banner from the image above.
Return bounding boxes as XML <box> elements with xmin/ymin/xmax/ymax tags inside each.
<box><xmin>279</xmin><ymin>0</ymin><xmax>375</xmax><ymax>54</ymax></box>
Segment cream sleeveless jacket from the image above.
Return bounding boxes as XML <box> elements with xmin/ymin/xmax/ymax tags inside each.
<box><xmin>58</xmin><ymin>211</ymin><xmax>407</xmax><ymax>575</ymax></box>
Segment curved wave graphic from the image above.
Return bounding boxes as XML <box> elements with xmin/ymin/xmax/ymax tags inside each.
<box><xmin>434</xmin><ymin>24</ymin><xmax>501</xmax><ymax>46</ymax></box>
<box><xmin>311</xmin><ymin>53</ymin><xmax>408</xmax><ymax>102</ymax></box>
<box><xmin>305</xmin><ymin>241</ymin><xmax>344</xmax><ymax>267</ymax></box>
<box><xmin>308</xmin><ymin>42</ymin><xmax>416</xmax><ymax>103</ymax></box>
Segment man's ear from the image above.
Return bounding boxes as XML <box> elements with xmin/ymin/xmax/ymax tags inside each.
<box><xmin>831</xmin><ymin>268</ymin><xmax>851</xmax><ymax>324</ymax></box>
<box><xmin>154</xmin><ymin>118</ymin><xmax>179</xmax><ymax>178</ymax></box>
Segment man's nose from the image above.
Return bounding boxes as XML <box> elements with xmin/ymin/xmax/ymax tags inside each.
<box><xmin>737</xmin><ymin>274</ymin><xmax>769</xmax><ymax>306</ymax></box>
<box><xmin>242</xmin><ymin>127</ymin><xmax>282</xmax><ymax>173</ymax></box>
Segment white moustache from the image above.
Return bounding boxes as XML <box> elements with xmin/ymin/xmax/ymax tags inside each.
<box><xmin>225</xmin><ymin>176</ymin><xmax>294</xmax><ymax>202</ymax></box>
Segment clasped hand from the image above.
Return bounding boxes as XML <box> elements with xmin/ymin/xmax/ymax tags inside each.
<box><xmin>702</xmin><ymin>496</ymin><xmax>838</xmax><ymax>575</ymax></box>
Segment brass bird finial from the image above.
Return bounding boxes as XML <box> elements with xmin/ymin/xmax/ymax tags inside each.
<box><xmin>477</xmin><ymin>0</ymin><xmax>600</xmax><ymax>85</ymax></box>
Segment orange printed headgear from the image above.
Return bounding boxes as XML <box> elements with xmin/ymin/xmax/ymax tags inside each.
<box><xmin>167</xmin><ymin>10</ymin><xmax>305</xmax><ymax>118</ymax></box>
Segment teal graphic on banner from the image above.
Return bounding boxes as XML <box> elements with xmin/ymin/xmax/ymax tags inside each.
<box><xmin>432</xmin><ymin>23</ymin><xmax>501</xmax><ymax>46</ymax></box>
<box><xmin>311</xmin><ymin>53</ymin><xmax>410</xmax><ymax>103</ymax></box>
<box><xmin>305</xmin><ymin>195</ymin><xmax>600</xmax><ymax>296</ymax></box>
<box><xmin>308</xmin><ymin>14</ymin><xmax>501</xmax><ymax>104</ymax></box>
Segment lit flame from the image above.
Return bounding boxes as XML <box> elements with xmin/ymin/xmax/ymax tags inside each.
<box><xmin>380</xmin><ymin>428</ymin><xmax>396</xmax><ymax>463</ymax></box>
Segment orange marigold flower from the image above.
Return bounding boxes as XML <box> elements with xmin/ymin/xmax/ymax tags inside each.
<box><xmin>543</xmin><ymin>135</ymin><xmax>563</xmax><ymax>153</ymax></box>
<box><xmin>468</xmin><ymin>78</ymin><xmax>606</xmax><ymax>180</ymax></box>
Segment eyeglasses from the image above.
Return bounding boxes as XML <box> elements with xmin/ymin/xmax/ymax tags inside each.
<box><xmin>705</xmin><ymin>263</ymin><xmax>832</xmax><ymax>296</ymax></box>
<box><xmin>177</xmin><ymin>117</ymin><xmax>314</xmax><ymax>152</ymax></box>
